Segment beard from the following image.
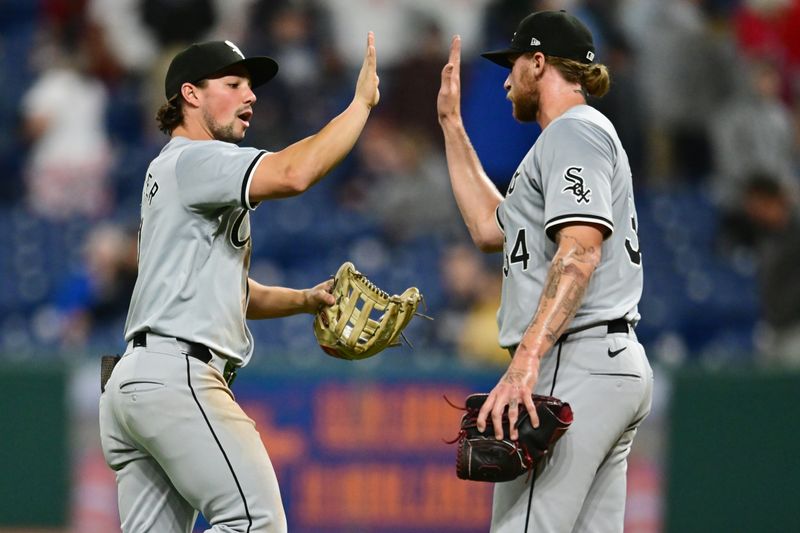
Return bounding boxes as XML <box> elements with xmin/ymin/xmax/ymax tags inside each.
<box><xmin>508</xmin><ymin>65</ymin><xmax>540</xmax><ymax>123</ymax></box>
<box><xmin>203</xmin><ymin>108</ymin><xmax>245</xmax><ymax>143</ymax></box>
<box><xmin>510</xmin><ymin>90</ymin><xmax>539</xmax><ymax>122</ymax></box>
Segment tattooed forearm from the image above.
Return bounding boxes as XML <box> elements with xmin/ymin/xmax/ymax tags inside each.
<box><xmin>518</xmin><ymin>230</ymin><xmax>601</xmax><ymax>355</ymax></box>
<box><xmin>544</xmin><ymin>259</ymin><xmax>562</xmax><ymax>298</ymax></box>
<box><xmin>534</xmin><ymin>269</ymin><xmax>588</xmax><ymax>341</ymax></box>
<box><xmin>558</xmin><ymin>234</ymin><xmax>600</xmax><ymax>265</ymax></box>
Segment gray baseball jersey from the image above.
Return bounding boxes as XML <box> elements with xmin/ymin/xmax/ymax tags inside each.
<box><xmin>495</xmin><ymin>104</ymin><xmax>643</xmax><ymax>348</ymax></box>
<box><xmin>124</xmin><ymin>136</ymin><xmax>268</xmax><ymax>365</ymax></box>
<box><xmin>490</xmin><ymin>104</ymin><xmax>653</xmax><ymax>533</ymax></box>
<box><xmin>102</xmin><ymin>137</ymin><xmax>287</xmax><ymax>532</ymax></box>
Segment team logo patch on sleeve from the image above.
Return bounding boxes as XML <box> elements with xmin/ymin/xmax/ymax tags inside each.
<box><xmin>562</xmin><ymin>166</ymin><xmax>591</xmax><ymax>204</ymax></box>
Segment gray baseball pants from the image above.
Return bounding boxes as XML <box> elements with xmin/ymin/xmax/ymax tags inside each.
<box><xmin>99</xmin><ymin>333</ymin><xmax>286</xmax><ymax>532</ymax></box>
<box><xmin>491</xmin><ymin>324</ymin><xmax>654</xmax><ymax>532</ymax></box>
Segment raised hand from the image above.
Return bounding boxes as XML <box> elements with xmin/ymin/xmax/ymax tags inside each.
<box><xmin>437</xmin><ymin>35</ymin><xmax>462</xmax><ymax>125</ymax></box>
<box><xmin>355</xmin><ymin>31</ymin><xmax>380</xmax><ymax>109</ymax></box>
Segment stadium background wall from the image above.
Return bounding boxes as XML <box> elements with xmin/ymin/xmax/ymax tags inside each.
<box><xmin>0</xmin><ymin>359</ymin><xmax>797</xmax><ymax>532</ymax></box>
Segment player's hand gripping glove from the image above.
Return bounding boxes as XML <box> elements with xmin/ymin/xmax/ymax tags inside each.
<box><xmin>313</xmin><ymin>261</ymin><xmax>427</xmax><ymax>360</ymax></box>
<box><xmin>446</xmin><ymin>393</ymin><xmax>573</xmax><ymax>482</ymax></box>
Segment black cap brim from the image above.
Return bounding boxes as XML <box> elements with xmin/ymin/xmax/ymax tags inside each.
<box><xmin>236</xmin><ymin>56</ymin><xmax>279</xmax><ymax>89</ymax></box>
<box><xmin>481</xmin><ymin>48</ymin><xmax>520</xmax><ymax>69</ymax></box>
<box><xmin>168</xmin><ymin>55</ymin><xmax>279</xmax><ymax>101</ymax></box>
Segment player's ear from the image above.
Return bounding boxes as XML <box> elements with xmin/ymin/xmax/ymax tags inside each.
<box><xmin>180</xmin><ymin>83</ymin><xmax>201</xmax><ymax>107</ymax></box>
<box><xmin>531</xmin><ymin>52</ymin><xmax>546</xmax><ymax>72</ymax></box>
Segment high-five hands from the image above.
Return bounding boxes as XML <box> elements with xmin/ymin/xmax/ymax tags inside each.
<box><xmin>437</xmin><ymin>35</ymin><xmax>462</xmax><ymax>125</ymax></box>
<box><xmin>355</xmin><ymin>32</ymin><xmax>380</xmax><ymax>109</ymax></box>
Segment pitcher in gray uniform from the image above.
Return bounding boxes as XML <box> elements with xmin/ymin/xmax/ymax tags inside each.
<box><xmin>437</xmin><ymin>12</ymin><xmax>653</xmax><ymax>533</ymax></box>
<box><xmin>99</xmin><ymin>34</ymin><xmax>380</xmax><ymax>533</ymax></box>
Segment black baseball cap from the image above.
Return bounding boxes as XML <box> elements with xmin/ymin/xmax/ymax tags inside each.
<box><xmin>165</xmin><ymin>40</ymin><xmax>279</xmax><ymax>101</ymax></box>
<box><xmin>482</xmin><ymin>11</ymin><xmax>595</xmax><ymax>69</ymax></box>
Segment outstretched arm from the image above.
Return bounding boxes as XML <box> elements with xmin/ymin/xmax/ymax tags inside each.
<box><xmin>437</xmin><ymin>35</ymin><xmax>504</xmax><ymax>253</ymax></box>
<box><xmin>249</xmin><ymin>32</ymin><xmax>380</xmax><ymax>201</ymax></box>
<box><xmin>477</xmin><ymin>223</ymin><xmax>605</xmax><ymax>439</ymax></box>
<box><xmin>246</xmin><ymin>278</ymin><xmax>334</xmax><ymax>320</ymax></box>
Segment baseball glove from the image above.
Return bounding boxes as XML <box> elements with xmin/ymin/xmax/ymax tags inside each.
<box><xmin>313</xmin><ymin>261</ymin><xmax>425</xmax><ymax>360</ymax></box>
<box><xmin>446</xmin><ymin>393</ymin><xmax>573</xmax><ymax>482</ymax></box>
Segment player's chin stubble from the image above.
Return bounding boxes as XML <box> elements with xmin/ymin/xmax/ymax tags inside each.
<box><xmin>203</xmin><ymin>109</ymin><xmax>245</xmax><ymax>143</ymax></box>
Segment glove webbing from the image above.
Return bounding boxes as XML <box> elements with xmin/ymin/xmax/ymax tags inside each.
<box><xmin>338</xmin><ymin>277</ymin><xmax>399</xmax><ymax>351</ymax></box>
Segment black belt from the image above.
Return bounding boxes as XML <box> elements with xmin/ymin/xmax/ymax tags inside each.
<box><xmin>606</xmin><ymin>318</ymin><xmax>631</xmax><ymax>335</ymax></box>
<box><xmin>507</xmin><ymin>318</ymin><xmax>631</xmax><ymax>356</ymax></box>
<box><xmin>558</xmin><ymin>318</ymin><xmax>630</xmax><ymax>343</ymax></box>
<box><xmin>132</xmin><ymin>332</ymin><xmax>238</xmax><ymax>385</ymax></box>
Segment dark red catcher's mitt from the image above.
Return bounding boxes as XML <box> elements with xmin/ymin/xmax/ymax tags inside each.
<box><xmin>446</xmin><ymin>393</ymin><xmax>573</xmax><ymax>482</ymax></box>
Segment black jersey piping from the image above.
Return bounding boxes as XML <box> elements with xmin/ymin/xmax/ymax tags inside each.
<box><xmin>550</xmin><ymin>341</ymin><xmax>563</xmax><ymax>397</ymax></box>
<box><xmin>524</xmin><ymin>339</ymin><xmax>563</xmax><ymax>533</ymax></box>
<box><xmin>241</xmin><ymin>150</ymin><xmax>266</xmax><ymax>210</ymax></box>
<box><xmin>544</xmin><ymin>213</ymin><xmax>613</xmax><ymax>241</ymax></box>
<box><xmin>495</xmin><ymin>205</ymin><xmax>505</xmax><ymax>230</ymax></box>
<box><xmin>186</xmin><ymin>356</ymin><xmax>253</xmax><ymax>532</ymax></box>
<box><xmin>589</xmin><ymin>372</ymin><xmax>641</xmax><ymax>379</ymax></box>
<box><xmin>524</xmin><ymin>469</ymin><xmax>537</xmax><ymax>533</ymax></box>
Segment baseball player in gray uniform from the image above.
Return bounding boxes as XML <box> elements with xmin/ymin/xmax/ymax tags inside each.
<box><xmin>99</xmin><ymin>35</ymin><xmax>380</xmax><ymax>532</ymax></box>
<box><xmin>437</xmin><ymin>11</ymin><xmax>653</xmax><ymax>532</ymax></box>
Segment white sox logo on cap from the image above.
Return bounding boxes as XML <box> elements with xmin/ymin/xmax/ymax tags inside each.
<box><xmin>225</xmin><ymin>40</ymin><xmax>245</xmax><ymax>60</ymax></box>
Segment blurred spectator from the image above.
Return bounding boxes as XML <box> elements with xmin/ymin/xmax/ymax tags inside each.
<box><xmin>726</xmin><ymin>175</ymin><xmax>800</xmax><ymax>366</ymax></box>
<box><xmin>89</xmin><ymin>0</ymin><xmax>254</xmax><ymax>74</ymax></box>
<box><xmin>0</xmin><ymin>1</ymin><xmax>39</xmax><ymax>205</ymax></box>
<box><xmin>326</xmin><ymin>0</ymin><xmax>490</xmax><ymax>70</ymax></box>
<box><xmin>89</xmin><ymin>0</ymin><xmax>159</xmax><ymax>74</ymax></box>
<box><xmin>21</xmin><ymin>26</ymin><xmax>114</xmax><ymax>220</ymax></box>
<box><xmin>436</xmin><ymin>243</ymin><xmax>508</xmax><ymax>366</ymax></box>
<box><xmin>340</xmin><ymin>116</ymin><xmax>463</xmax><ymax>243</ymax></box>
<box><xmin>52</xmin><ymin>223</ymin><xmax>138</xmax><ymax>349</ymax></box>
<box><xmin>482</xmin><ymin>0</ymin><xmax>541</xmax><ymax>49</ymax></box>
<box><xmin>623</xmin><ymin>0</ymin><xmax>736</xmax><ymax>182</ymax></box>
<box><xmin>91</xmin><ymin>0</ymin><xmax>257</xmax><ymax>141</ymax></box>
<box><xmin>710</xmin><ymin>57</ymin><xmax>798</xmax><ymax>210</ymax></box>
<box><xmin>384</xmin><ymin>14</ymin><xmax>449</xmax><ymax>147</ymax></box>
<box><xmin>242</xmin><ymin>0</ymin><xmax>350</xmax><ymax>148</ymax></box>
<box><xmin>717</xmin><ymin>171</ymin><xmax>781</xmax><ymax>251</ymax></box>
<box><xmin>734</xmin><ymin>0</ymin><xmax>800</xmax><ymax>104</ymax></box>
<box><xmin>142</xmin><ymin>0</ymin><xmax>216</xmax><ymax>47</ymax></box>
<box><xmin>248</xmin><ymin>0</ymin><xmax>329</xmax><ymax>88</ymax></box>
<box><xmin>590</xmin><ymin>31</ymin><xmax>647</xmax><ymax>182</ymax></box>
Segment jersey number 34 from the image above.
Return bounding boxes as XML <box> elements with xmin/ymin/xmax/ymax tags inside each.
<box><xmin>503</xmin><ymin>218</ymin><xmax>642</xmax><ymax>278</ymax></box>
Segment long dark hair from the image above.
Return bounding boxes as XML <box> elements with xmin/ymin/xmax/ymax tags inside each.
<box><xmin>155</xmin><ymin>98</ymin><xmax>184</xmax><ymax>135</ymax></box>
